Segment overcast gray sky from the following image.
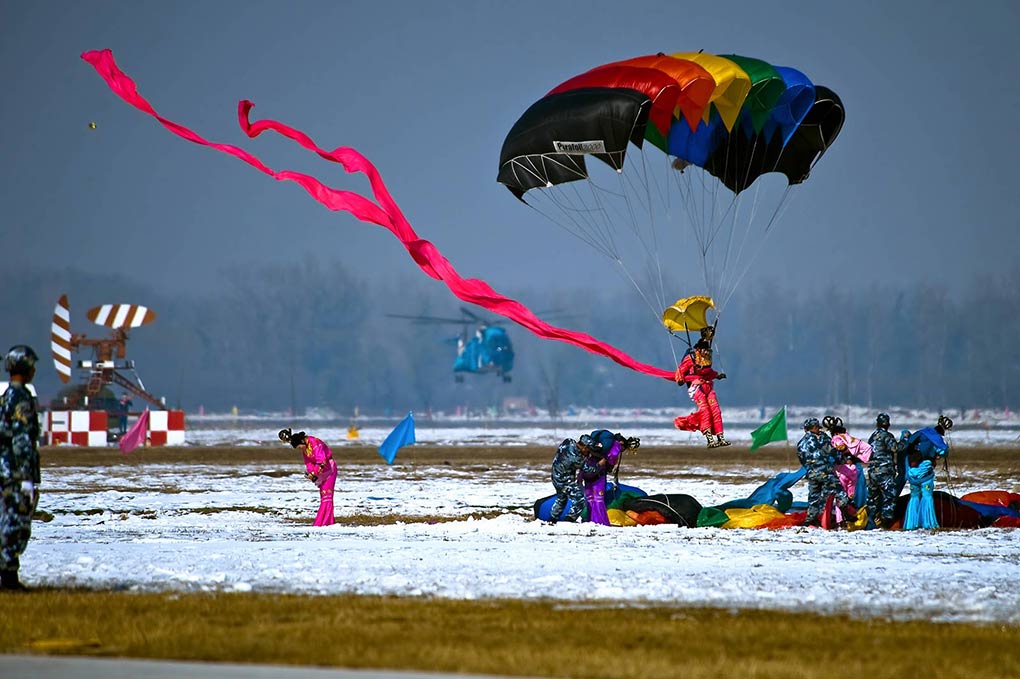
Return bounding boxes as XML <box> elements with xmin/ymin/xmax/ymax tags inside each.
<box><xmin>3</xmin><ymin>1</ymin><xmax>1018</xmax><ymax>304</ymax></box>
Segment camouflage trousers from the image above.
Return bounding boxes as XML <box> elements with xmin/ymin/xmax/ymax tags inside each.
<box><xmin>549</xmin><ymin>479</ymin><xmax>586</xmax><ymax>522</ymax></box>
<box><xmin>804</xmin><ymin>467</ymin><xmax>852</xmax><ymax>523</ymax></box>
<box><xmin>866</xmin><ymin>463</ymin><xmax>898</xmax><ymax>524</ymax></box>
<box><xmin>1</xmin><ymin>481</ymin><xmax>39</xmax><ymax>571</ymax></box>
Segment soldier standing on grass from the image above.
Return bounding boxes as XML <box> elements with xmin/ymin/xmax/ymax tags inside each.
<box><xmin>0</xmin><ymin>346</ymin><xmax>41</xmax><ymax>591</ymax></box>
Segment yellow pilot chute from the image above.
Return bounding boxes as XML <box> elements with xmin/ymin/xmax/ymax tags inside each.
<box><xmin>661</xmin><ymin>296</ymin><xmax>715</xmax><ymax>334</ymax></box>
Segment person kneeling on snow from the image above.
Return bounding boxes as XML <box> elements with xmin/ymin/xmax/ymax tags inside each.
<box><xmin>547</xmin><ymin>434</ymin><xmax>592</xmax><ymax>524</ymax></box>
<box><xmin>580</xmin><ymin>431</ymin><xmax>640</xmax><ymax>525</ymax></box>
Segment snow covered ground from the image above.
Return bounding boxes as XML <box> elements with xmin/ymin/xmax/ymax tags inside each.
<box><xmin>182</xmin><ymin>406</ymin><xmax>1020</xmax><ymax>448</ymax></box>
<box><xmin>26</xmin><ymin>424</ymin><xmax>1020</xmax><ymax>625</ymax></box>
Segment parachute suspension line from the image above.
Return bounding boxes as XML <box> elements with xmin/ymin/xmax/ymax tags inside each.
<box><xmin>719</xmin><ymin>186</ymin><xmax>796</xmax><ymax>310</ymax></box>
<box><xmin>671</xmin><ymin>165</ymin><xmax>719</xmax><ymax>299</ymax></box>
<box><xmin>715</xmin><ymin>189</ymin><xmax>744</xmax><ymax>311</ymax></box>
<box><xmin>561</xmin><ymin>177</ymin><xmax>621</xmax><ymax>257</ymax></box>
<box><xmin>636</xmin><ymin>147</ymin><xmax>673</xmax><ymax>314</ymax></box>
<box><xmin>582</xmin><ymin>178</ymin><xmax>625</xmax><ymax>258</ymax></box>
<box><xmin>598</xmin><ymin>159</ymin><xmax>671</xmax><ymax>323</ymax></box>
<box><xmin>717</xmin><ymin>180</ymin><xmax>763</xmax><ymax>310</ymax></box>
<box><xmin>524</xmin><ymin>190</ymin><xmax>616</xmax><ymax>259</ymax></box>
<box><xmin>614</xmin><ymin>257</ymin><xmax>672</xmax><ymax>328</ymax></box>
<box><xmin>617</xmin><ymin>156</ymin><xmax>670</xmax><ymax>315</ymax></box>
<box><xmin>763</xmin><ymin>184</ymin><xmax>795</xmax><ymax>235</ymax></box>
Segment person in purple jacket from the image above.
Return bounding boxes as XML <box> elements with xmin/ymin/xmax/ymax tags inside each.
<box><xmin>580</xmin><ymin>430</ymin><xmax>640</xmax><ymax>525</ymax></box>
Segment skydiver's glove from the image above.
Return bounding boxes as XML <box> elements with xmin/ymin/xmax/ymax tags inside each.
<box><xmin>305</xmin><ymin>472</ymin><xmax>318</xmax><ymax>483</ymax></box>
<box><xmin>716</xmin><ymin>373</ymin><xmax>727</xmax><ymax>380</ymax></box>
<box><xmin>626</xmin><ymin>437</ymin><xmax>641</xmax><ymax>450</ymax></box>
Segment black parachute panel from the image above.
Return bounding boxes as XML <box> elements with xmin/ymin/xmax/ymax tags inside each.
<box><xmin>773</xmin><ymin>86</ymin><xmax>845</xmax><ymax>186</ymax></box>
<box><xmin>497</xmin><ymin>88</ymin><xmax>651</xmax><ymax>199</ymax></box>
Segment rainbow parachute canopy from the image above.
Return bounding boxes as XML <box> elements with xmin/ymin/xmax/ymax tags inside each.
<box><xmin>497</xmin><ymin>52</ymin><xmax>844</xmax><ymax>197</ymax></box>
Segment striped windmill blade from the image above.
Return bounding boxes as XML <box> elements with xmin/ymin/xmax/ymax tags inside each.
<box><xmin>86</xmin><ymin>304</ymin><xmax>157</xmax><ymax>329</ymax></box>
<box><xmin>51</xmin><ymin>294</ymin><xmax>73</xmax><ymax>384</ymax></box>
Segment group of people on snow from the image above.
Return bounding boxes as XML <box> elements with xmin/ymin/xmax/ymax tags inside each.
<box><xmin>797</xmin><ymin>412</ymin><xmax>952</xmax><ymax>530</ymax></box>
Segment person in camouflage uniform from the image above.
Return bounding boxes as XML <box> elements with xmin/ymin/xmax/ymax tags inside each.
<box><xmin>867</xmin><ymin>412</ymin><xmax>906</xmax><ymax>529</ymax></box>
<box><xmin>1</xmin><ymin>345</ymin><xmax>41</xmax><ymax>591</ymax></box>
<box><xmin>797</xmin><ymin>417</ymin><xmax>856</xmax><ymax>527</ymax></box>
<box><xmin>547</xmin><ymin>434</ymin><xmax>593</xmax><ymax>524</ymax></box>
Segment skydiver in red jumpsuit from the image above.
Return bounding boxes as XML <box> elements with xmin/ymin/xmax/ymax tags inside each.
<box><xmin>672</xmin><ymin>337</ymin><xmax>730</xmax><ymax>448</ymax></box>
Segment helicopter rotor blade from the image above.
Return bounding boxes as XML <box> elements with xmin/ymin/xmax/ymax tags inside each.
<box><xmin>385</xmin><ymin>313</ymin><xmax>473</xmax><ymax>325</ymax></box>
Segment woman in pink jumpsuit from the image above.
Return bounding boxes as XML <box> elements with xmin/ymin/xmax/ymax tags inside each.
<box><xmin>830</xmin><ymin>431</ymin><xmax>872</xmax><ymax>524</ymax></box>
<box><xmin>279</xmin><ymin>428</ymin><xmax>338</xmax><ymax>526</ymax></box>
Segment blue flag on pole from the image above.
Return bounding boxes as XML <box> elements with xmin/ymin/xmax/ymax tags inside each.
<box><xmin>379</xmin><ymin>411</ymin><xmax>415</xmax><ymax>464</ymax></box>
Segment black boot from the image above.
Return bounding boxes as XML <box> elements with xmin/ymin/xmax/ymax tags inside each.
<box><xmin>1</xmin><ymin>569</ymin><xmax>27</xmax><ymax>591</ymax></box>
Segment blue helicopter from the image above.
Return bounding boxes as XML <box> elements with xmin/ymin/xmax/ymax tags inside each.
<box><xmin>387</xmin><ymin>307</ymin><xmax>515</xmax><ymax>382</ymax></box>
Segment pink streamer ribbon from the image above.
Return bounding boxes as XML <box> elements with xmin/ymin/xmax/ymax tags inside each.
<box><xmin>82</xmin><ymin>49</ymin><xmax>673</xmax><ymax>380</ymax></box>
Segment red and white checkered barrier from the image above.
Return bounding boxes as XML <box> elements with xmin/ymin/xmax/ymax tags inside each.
<box><xmin>46</xmin><ymin>410</ymin><xmax>108</xmax><ymax>447</ymax></box>
<box><xmin>148</xmin><ymin>410</ymin><xmax>186</xmax><ymax>446</ymax></box>
<box><xmin>43</xmin><ymin>409</ymin><xmax>186</xmax><ymax>447</ymax></box>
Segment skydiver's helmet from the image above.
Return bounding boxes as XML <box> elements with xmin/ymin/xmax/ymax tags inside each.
<box><xmin>937</xmin><ymin>415</ymin><xmax>954</xmax><ymax>432</ymax></box>
<box><xmin>803</xmin><ymin>417</ymin><xmax>820</xmax><ymax>430</ymax></box>
<box><xmin>876</xmin><ymin>412</ymin><xmax>891</xmax><ymax>428</ymax></box>
<box><xmin>578</xmin><ymin>434</ymin><xmax>593</xmax><ymax>448</ymax></box>
<box><xmin>4</xmin><ymin>345</ymin><xmax>39</xmax><ymax>377</ymax></box>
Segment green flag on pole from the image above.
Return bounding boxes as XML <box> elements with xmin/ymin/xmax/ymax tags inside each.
<box><xmin>749</xmin><ymin>407</ymin><xmax>787</xmax><ymax>452</ymax></box>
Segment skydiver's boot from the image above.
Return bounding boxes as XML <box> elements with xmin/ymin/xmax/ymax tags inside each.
<box><xmin>704</xmin><ymin>430</ymin><xmax>719</xmax><ymax>448</ymax></box>
<box><xmin>714</xmin><ymin>433</ymin><xmax>731</xmax><ymax>447</ymax></box>
<box><xmin>0</xmin><ymin>569</ymin><xmax>27</xmax><ymax>592</ymax></box>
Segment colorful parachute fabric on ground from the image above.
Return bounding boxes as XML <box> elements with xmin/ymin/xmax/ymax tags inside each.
<box><xmin>533</xmin><ymin>483</ymin><xmax>647</xmax><ymax>522</ymax></box>
<box><xmin>532</xmin><ymin>466</ymin><xmax>1016</xmax><ymax>531</ymax></box>
<box><xmin>498</xmin><ymin>51</ymin><xmax>843</xmax><ymax>199</ymax></box>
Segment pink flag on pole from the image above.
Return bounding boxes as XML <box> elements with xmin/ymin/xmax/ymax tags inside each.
<box><xmin>119</xmin><ymin>408</ymin><xmax>150</xmax><ymax>454</ymax></box>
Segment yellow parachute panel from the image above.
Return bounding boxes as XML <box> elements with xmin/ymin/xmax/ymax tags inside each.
<box><xmin>670</xmin><ymin>53</ymin><xmax>752</xmax><ymax>130</ymax></box>
<box><xmin>661</xmin><ymin>296</ymin><xmax>715</xmax><ymax>333</ymax></box>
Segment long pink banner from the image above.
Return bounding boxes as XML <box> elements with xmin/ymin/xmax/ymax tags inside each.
<box><xmin>82</xmin><ymin>49</ymin><xmax>674</xmax><ymax>380</ymax></box>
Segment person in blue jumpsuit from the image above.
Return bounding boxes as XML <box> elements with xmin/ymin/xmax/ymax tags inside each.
<box><xmin>898</xmin><ymin>415</ymin><xmax>952</xmax><ymax>530</ymax></box>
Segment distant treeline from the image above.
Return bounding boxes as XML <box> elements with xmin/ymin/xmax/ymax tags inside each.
<box><xmin>3</xmin><ymin>263</ymin><xmax>1018</xmax><ymax>414</ymax></box>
